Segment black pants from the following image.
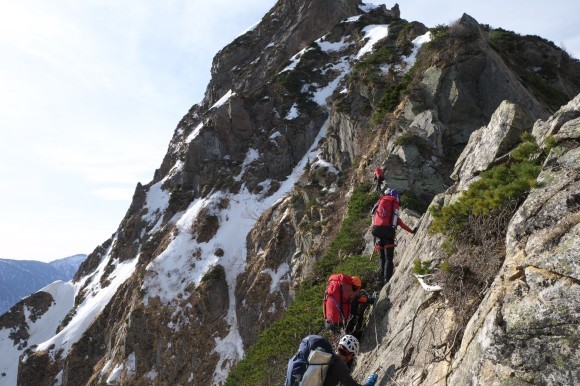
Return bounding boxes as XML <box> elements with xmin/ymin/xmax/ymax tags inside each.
<box><xmin>374</xmin><ymin>176</ymin><xmax>385</xmax><ymax>192</ymax></box>
<box><xmin>377</xmin><ymin>238</ymin><xmax>395</xmax><ymax>284</ymax></box>
<box><xmin>371</xmin><ymin>226</ymin><xmax>396</xmax><ymax>284</ymax></box>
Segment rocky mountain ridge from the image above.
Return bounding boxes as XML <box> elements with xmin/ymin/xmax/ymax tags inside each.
<box><xmin>1</xmin><ymin>0</ymin><xmax>578</xmax><ymax>385</ymax></box>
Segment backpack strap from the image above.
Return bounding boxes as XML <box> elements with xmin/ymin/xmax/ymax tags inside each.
<box><xmin>391</xmin><ymin>196</ymin><xmax>396</xmax><ymax>227</ymax></box>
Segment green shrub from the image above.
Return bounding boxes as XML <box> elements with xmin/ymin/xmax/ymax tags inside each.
<box><xmin>425</xmin><ymin>24</ymin><xmax>450</xmax><ymax>48</ymax></box>
<box><xmin>394</xmin><ymin>132</ymin><xmax>415</xmax><ymax>146</ymax></box>
<box><xmin>520</xmin><ymin>72</ymin><xmax>569</xmax><ymax>110</ymax></box>
<box><xmin>352</xmin><ymin>46</ymin><xmax>394</xmax><ymax>86</ymax></box>
<box><xmin>394</xmin><ymin>133</ymin><xmax>431</xmax><ymax>157</ymax></box>
<box><xmin>311</xmin><ymin>183</ymin><xmax>377</xmax><ymax>278</ymax></box>
<box><xmin>544</xmin><ymin>135</ymin><xmax>557</xmax><ymax>153</ymax></box>
<box><xmin>511</xmin><ymin>132</ymin><xmax>539</xmax><ymax>160</ymax></box>
<box><xmin>359</xmin><ymin>46</ymin><xmax>396</xmax><ymax>66</ymax></box>
<box><xmin>412</xmin><ymin>259</ymin><xmax>431</xmax><ymax>275</ymax></box>
<box><xmin>372</xmin><ymin>69</ymin><xmax>414</xmax><ymax>124</ymax></box>
<box><xmin>430</xmin><ymin>135</ymin><xmax>543</xmax><ymax>239</ymax></box>
<box><xmin>200</xmin><ymin>265</ymin><xmax>225</xmax><ymax>284</ymax></box>
<box><xmin>488</xmin><ymin>29</ymin><xmax>571</xmax><ymax>111</ymax></box>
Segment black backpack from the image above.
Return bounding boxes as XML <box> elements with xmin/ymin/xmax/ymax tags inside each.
<box><xmin>285</xmin><ymin>335</ymin><xmax>334</xmax><ymax>386</ymax></box>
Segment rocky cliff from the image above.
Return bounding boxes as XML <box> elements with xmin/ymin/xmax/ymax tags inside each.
<box><xmin>348</xmin><ymin>95</ymin><xmax>580</xmax><ymax>386</ymax></box>
<box><xmin>1</xmin><ymin>1</ymin><xmax>579</xmax><ymax>385</ymax></box>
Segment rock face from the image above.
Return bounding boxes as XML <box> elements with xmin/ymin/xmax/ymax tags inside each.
<box><xmin>451</xmin><ymin>100</ymin><xmax>536</xmax><ymax>191</ymax></box>
<box><xmin>349</xmin><ymin>95</ymin><xmax>580</xmax><ymax>386</ymax></box>
<box><xmin>449</xmin><ymin>95</ymin><xmax>580</xmax><ymax>386</ymax></box>
<box><xmin>3</xmin><ymin>1</ymin><xmax>580</xmax><ymax>385</ymax></box>
<box><xmin>204</xmin><ymin>0</ymin><xmax>360</xmax><ymax>104</ymax></box>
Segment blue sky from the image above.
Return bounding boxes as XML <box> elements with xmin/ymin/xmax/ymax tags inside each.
<box><xmin>1</xmin><ymin>0</ymin><xmax>578</xmax><ymax>262</ymax></box>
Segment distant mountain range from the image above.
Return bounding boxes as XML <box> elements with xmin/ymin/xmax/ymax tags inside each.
<box><xmin>0</xmin><ymin>254</ymin><xmax>86</xmax><ymax>315</ymax></box>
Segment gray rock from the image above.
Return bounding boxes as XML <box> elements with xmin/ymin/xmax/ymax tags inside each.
<box><xmin>452</xmin><ymin>100</ymin><xmax>535</xmax><ymax>191</ymax></box>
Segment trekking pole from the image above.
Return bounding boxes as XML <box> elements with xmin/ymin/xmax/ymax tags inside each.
<box><xmin>370</xmin><ymin>237</ymin><xmax>377</xmax><ymax>261</ymax></box>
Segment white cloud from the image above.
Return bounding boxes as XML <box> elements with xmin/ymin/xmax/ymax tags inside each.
<box><xmin>0</xmin><ymin>0</ymin><xmax>278</xmax><ymax>262</ymax></box>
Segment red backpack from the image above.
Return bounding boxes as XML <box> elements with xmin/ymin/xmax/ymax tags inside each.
<box><xmin>323</xmin><ymin>274</ymin><xmax>355</xmax><ymax>325</ymax></box>
<box><xmin>372</xmin><ymin>195</ymin><xmax>399</xmax><ymax>227</ymax></box>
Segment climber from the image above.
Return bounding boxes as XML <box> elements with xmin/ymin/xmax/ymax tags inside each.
<box><xmin>285</xmin><ymin>334</ymin><xmax>378</xmax><ymax>386</ymax></box>
<box><xmin>323</xmin><ymin>274</ymin><xmax>357</xmax><ymax>334</ymax></box>
<box><xmin>372</xmin><ymin>167</ymin><xmax>385</xmax><ymax>192</ymax></box>
<box><xmin>346</xmin><ymin>277</ymin><xmax>376</xmax><ymax>340</ymax></box>
<box><xmin>371</xmin><ymin>189</ymin><xmax>417</xmax><ymax>285</ymax></box>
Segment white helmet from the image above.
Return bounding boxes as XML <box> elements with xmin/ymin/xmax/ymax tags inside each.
<box><xmin>339</xmin><ymin>334</ymin><xmax>360</xmax><ymax>355</ymax></box>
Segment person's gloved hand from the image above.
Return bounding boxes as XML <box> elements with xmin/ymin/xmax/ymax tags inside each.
<box><xmin>364</xmin><ymin>373</ymin><xmax>378</xmax><ymax>386</ymax></box>
<box><xmin>413</xmin><ymin>226</ymin><xmax>418</xmax><ymax>234</ymax></box>
<box><xmin>367</xmin><ymin>297</ymin><xmax>376</xmax><ymax>304</ymax></box>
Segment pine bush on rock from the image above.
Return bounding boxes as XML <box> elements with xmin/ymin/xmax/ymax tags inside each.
<box><xmin>429</xmin><ymin>134</ymin><xmax>547</xmax><ymax>353</ymax></box>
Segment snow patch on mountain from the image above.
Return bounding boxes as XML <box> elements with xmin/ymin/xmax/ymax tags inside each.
<box><xmin>355</xmin><ymin>25</ymin><xmax>389</xmax><ymax>60</ymax></box>
<box><xmin>211</xmin><ymin>89</ymin><xmax>235</xmax><ymax>110</ymax></box>
<box><xmin>402</xmin><ymin>31</ymin><xmax>432</xmax><ymax>71</ymax></box>
<box><xmin>280</xmin><ymin>47</ymin><xmax>314</xmax><ymax>73</ymax></box>
<box><xmin>186</xmin><ymin>122</ymin><xmax>204</xmax><ymax>143</ymax></box>
<box><xmin>285</xmin><ymin>103</ymin><xmax>300</xmax><ymax>120</ymax></box>
<box><xmin>262</xmin><ymin>262</ymin><xmax>290</xmax><ymax>294</ymax></box>
<box><xmin>359</xmin><ymin>2</ymin><xmax>379</xmax><ymax>13</ymax></box>
<box><xmin>36</xmin><ymin>246</ymin><xmax>137</xmax><ymax>358</ymax></box>
<box><xmin>317</xmin><ymin>35</ymin><xmax>350</xmax><ymax>52</ymax></box>
<box><xmin>313</xmin><ymin>57</ymin><xmax>351</xmax><ymax>106</ymax></box>
<box><xmin>143</xmin><ymin>180</ymin><xmax>170</xmax><ymax>232</ymax></box>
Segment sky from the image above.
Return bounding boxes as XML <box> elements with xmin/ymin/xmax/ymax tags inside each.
<box><xmin>1</xmin><ymin>0</ymin><xmax>579</xmax><ymax>262</ymax></box>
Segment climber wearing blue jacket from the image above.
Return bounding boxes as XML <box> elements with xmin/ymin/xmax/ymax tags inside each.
<box><xmin>286</xmin><ymin>334</ymin><xmax>378</xmax><ymax>386</ymax></box>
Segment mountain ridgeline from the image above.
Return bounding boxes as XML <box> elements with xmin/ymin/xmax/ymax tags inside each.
<box><xmin>0</xmin><ymin>255</ymin><xmax>86</xmax><ymax>315</ymax></box>
<box><xmin>1</xmin><ymin>0</ymin><xmax>579</xmax><ymax>385</ymax></box>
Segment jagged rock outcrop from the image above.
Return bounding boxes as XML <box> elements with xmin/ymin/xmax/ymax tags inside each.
<box><xmin>204</xmin><ymin>0</ymin><xmax>361</xmax><ymax>104</ymax></box>
<box><xmin>451</xmin><ymin>100</ymin><xmax>536</xmax><ymax>191</ymax></box>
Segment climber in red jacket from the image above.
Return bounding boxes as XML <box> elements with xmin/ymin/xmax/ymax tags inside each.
<box><xmin>371</xmin><ymin>189</ymin><xmax>416</xmax><ymax>285</ymax></box>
